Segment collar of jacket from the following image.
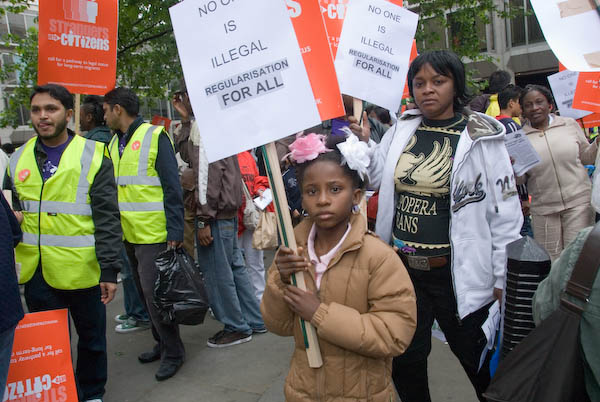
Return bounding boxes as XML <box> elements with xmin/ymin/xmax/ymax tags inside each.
<box><xmin>399</xmin><ymin>107</ymin><xmax>505</xmax><ymax>141</ymax></box>
<box><xmin>116</xmin><ymin>116</ymin><xmax>145</xmax><ymax>144</ymax></box>
<box><xmin>522</xmin><ymin>113</ymin><xmax>567</xmax><ymax>135</ymax></box>
<box><xmin>295</xmin><ymin>212</ymin><xmax>367</xmax><ymax>276</ymax></box>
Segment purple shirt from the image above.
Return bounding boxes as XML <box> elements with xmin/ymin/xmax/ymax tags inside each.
<box><xmin>40</xmin><ymin>136</ymin><xmax>73</xmax><ymax>181</ymax></box>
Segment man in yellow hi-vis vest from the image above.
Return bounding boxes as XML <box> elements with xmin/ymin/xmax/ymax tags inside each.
<box><xmin>3</xmin><ymin>84</ymin><xmax>123</xmax><ymax>402</ymax></box>
<box><xmin>103</xmin><ymin>87</ymin><xmax>185</xmax><ymax>382</ymax></box>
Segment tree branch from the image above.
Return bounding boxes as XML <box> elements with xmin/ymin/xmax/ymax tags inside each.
<box><xmin>117</xmin><ymin>28</ymin><xmax>173</xmax><ymax>55</ymax></box>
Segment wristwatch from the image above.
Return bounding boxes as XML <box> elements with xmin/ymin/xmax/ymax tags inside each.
<box><xmin>197</xmin><ymin>220</ymin><xmax>206</xmax><ymax>229</ymax></box>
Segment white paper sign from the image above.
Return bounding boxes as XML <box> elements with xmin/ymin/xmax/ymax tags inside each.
<box><xmin>479</xmin><ymin>300</ymin><xmax>501</xmax><ymax>371</ymax></box>
<box><xmin>334</xmin><ymin>0</ymin><xmax>418</xmax><ymax>113</ymax></box>
<box><xmin>547</xmin><ymin>70</ymin><xmax>593</xmax><ymax>120</ymax></box>
<box><xmin>504</xmin><ymin>129</ymin><xmax>541</xmax><ymax>177</ymax></box>
<box><xmin>530</xmin><ymin>0</ymin><xmax>600</xmax><ymax>72</ymax></box>
<box><xmin>170</xmin><ymin>0</ymin><xmax>320</xmax><ymax>163</ymax></box>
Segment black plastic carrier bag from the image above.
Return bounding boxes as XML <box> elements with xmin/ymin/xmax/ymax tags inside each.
<box><xmin>153</xmin><ymin>248</ymin><xmax>209</xmax><ymax>325</ymax></box>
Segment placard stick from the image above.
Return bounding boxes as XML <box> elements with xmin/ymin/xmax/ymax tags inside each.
<box><xmin>262</xmin><ymin>142</ymin><xmax>323</xmax><ymax>368</ymax></box>
<box><xmin>74</xmin><ymin>94</ymin><xmax>81</xmax><ymax>136</ymax></box>
<box><xmin>352</xmin><ymin>98</ymin><xmax>368</xmax><ymax>226</ymax></box>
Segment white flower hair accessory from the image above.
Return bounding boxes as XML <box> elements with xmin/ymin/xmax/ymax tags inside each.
<box><xmin>337</xmin><ymin>127</ymin><xmax>370</xmax><ymax>181</ymax></box>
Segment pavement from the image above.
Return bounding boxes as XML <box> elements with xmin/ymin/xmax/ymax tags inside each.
<box><xmin>94</xmin><ymin>252</ymin><xmax>480</xmax><ymax>402</ymax></box>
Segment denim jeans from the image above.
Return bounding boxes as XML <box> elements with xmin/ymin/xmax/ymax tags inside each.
<box><xmin>240</xmin><ymin>229</ymin><xmax>265</xmax><ymax>302</ymax></box>
<box><xmin>196</xmin><ymin>218</ymin><xmax>265</xmax><ymax>334</ymax></box>
<box><xmin>0</xmin><ymin>324</ymin><xmax>17</xmax><ymax>391</ymax></box>
<box><xmin>392</xmin><ymin>263</ymin><xmax>491</xmax><ymax>402</ymax></box>
<box><xmin>24</xmin><ymin>268</ymin><xmax>107</xmax><ymax>401</ymax></box>
<box><xmin>120</xmin><ymin>246</ymin><xmax>149</xmax><ymax>323</ymax></box>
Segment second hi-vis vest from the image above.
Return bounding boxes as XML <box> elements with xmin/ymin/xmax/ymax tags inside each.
<box><xmin>109</xmin><ymin>123</ymin><xmax>172</xmax><ymax>244</ymax></box>
<box><xmin>8</xmin><ymin>135</ymin><xmax>105</xmax><ymax>290</ymax></box>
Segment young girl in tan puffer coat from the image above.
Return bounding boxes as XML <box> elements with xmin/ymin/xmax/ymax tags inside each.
<box><xmin>260</xmin><ymin>133</ymin><xmax>417</xmax><ymax>402</ymax></box>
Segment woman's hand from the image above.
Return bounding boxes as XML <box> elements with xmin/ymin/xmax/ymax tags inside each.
<box><xmin>348</xmin><ymin>111</ymin><xmax>371</xmax><ymax>143</ymax></box>
<box><xmin>275</xmin><ymin>246</ymin><xmax>309</xmax><ymax>284</ymax></box>
<box><xmin>172</xmin><ymin>93</ymin><xmax>190</xmax><ymax>122</ymax></box>
<box><xmin>283</xmin><ymin>285</ymin><xmax>321</xmax><ymax>322</ymax></box>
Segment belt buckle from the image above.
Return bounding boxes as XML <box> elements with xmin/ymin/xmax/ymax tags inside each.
<box><xmin>407</xmin><ymin>255</ymin><xmax>430</xmax><ymax>271</ymax></box>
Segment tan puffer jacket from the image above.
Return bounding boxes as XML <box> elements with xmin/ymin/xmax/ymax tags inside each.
<box><xmin>261</xmin><ymin>213</ymin><xmax>417</xmax><ymax>402</ymax></box>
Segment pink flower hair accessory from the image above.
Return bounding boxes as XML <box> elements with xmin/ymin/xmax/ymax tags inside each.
<box><xmin>284</xmin><ymin>133</ymin><xmax>332</xmax><ymax>164</ymax></box>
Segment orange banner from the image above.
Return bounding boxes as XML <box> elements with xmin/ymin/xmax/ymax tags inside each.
<box><xmin>319</xmin><ymin>0</ymin><xmax>403</xmax><ymax>59</ymax></box>
<box><xmin>582</xmin><ymin>112</ymin><xmax>600</xmax><ymax>128</ymax></box>
<box><xmin>151</xmin><ymin>115</ymin><xmax>172</xmax><ymax>133</ymax></box>
<box><xmin>572</xmin><ymin>72</ymin><xmax>600</xmax><ymax>113</ymax></box>
<box><xmin>5</xmin><ymin>310</ymin><xmax>77</xmax><ymax>402</ymax></box>
<box><xmin>38</xmin><ymin>0</ymin><xmax>118</xmax><ymax>95</ymax></box>
<box><xmin>289</xmin><ymin>0</ymin><xmax>345</xmax><ymax>121</ymax></box>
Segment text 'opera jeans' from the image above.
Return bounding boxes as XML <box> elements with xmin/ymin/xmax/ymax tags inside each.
<box><xmin>196</xmin><ymin>217</ymin><xmax>265</xmax><ymax>334</ymax></box>
<box><xmin>24</xmin><ymin>267</ymin><xmax>107</xmax><ymax>401</ymax></box>
<box><xmin>392</xmin><ymin>263</ymin><xmax>492</xmax><ymax>402</ymax></box>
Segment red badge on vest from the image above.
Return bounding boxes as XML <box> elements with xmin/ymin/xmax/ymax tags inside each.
<box><xmin>131</xmin><ymin>141</ymin><xmax>141</xmax><ymax>151</ymax></box>
<box><xmin>18</xmin><ymin>169</ymin><xmax>30</xmax><ymax>182</ymax></box>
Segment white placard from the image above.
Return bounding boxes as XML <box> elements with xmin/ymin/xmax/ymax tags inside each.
<box><xmin>334</xmin><ymin>0</ymin><xmax>418</xmax><ymax>113</ymax></box>
<box><xmin>530</xmin><ymin>0</ymin><xmax>600</xmax><ymax>72</ymax></box>
<box><xmin>479</xmin><ymin>300</ymin><xmax>500</xmax><ymax>371</ymax></box>
<box><xmin>504</xmin><ymin>129</ymin><xmax>541</xmax><ymax>177</ymax></box>
<box><xmin>547</xmin><ymin>70</ymin><xmax>593</xmax><ymax>120</ymax></box>
<box><xmin>170</xmin><ymin>0</ymin><xmax>320</xmax><ymax>163</ymax></box>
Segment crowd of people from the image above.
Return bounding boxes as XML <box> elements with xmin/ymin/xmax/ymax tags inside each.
<box><xmin>0</xmin><ymin>48</ymin><xmax>598</xmax><ymax>402</ymax></box>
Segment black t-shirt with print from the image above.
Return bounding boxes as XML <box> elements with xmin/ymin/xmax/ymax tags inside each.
<box><xmin>393</xmin><ymin>113</ymin><xmax>467</xmax><ymax>256</ymax></box>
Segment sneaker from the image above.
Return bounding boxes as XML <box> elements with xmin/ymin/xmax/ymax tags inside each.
<box><xmin>252</xmin><ymin>327</ymin><xmax>268</xmax><ymax>334</ymax></box>
<box><xmin>114</xmin><ymin>313</ymin><xmax>129</xmax><ymax>324</ymax></box>
<box><xmin>115</xmin><ymin>319</ymin><xmax>150</xmax><ymax>334</ymax></box>
<box><xmin>206</xmin><ymin>330</ymin><xmax>252</xmax><ymax>348</ymax></box>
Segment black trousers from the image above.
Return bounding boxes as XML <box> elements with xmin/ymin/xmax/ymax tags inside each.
<box><xmin>24</xmin><ymin>268</ymin><xmax>107</xmax><ymax>401</ymax></box>
<box><xmin>124</xmin><ymin>242</ymin><xmax>185</xmax><ymax>364</ymax></box>
<box><xmin>392</xmin><ymin>264</ymin><xmax>492</xmax><ymax>402</ymax></box>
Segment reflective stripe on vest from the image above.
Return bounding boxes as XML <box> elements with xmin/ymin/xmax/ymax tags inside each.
<box><xmin>114</xmin><ymin>125</ymin><xmax>161</xmax><ymax>187</ymax></box>
<box><xmin>22</xmin><ymin>232</ymin><xmax>96</xmax><ymax>248</ymax></box>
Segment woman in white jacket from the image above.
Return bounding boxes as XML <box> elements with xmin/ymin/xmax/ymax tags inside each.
<box><xmin>350</xmin><ymin>50</ymin><xmax>523</xmax><ymax>402</ymax></box>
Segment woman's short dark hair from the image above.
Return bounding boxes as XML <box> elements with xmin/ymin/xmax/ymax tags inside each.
<box><xmin>407</xmin><ymin>50</ymin><xmax>470</xmax><ymax>112</ymax></box>
<box><xmin>104</xmin><ymin>87</ymin><xmax>140</xmax><ymax>117</ymax></box>
<box><xmin>82</xmin><ymin>95</ymin><xmax>105</xmax><ymax>127</ymax></box>
<box><xmin>519</xmin><ymin>84</ymin><xmax>555</xmax><ymax>107</ymax></box>
<box><xmin>488</xmin><ymin>70</ymin><xmax>512</xmax><ymax>93</ymax></box>
<box><xmin>296</xmin><ymin>135</ymin><xmax>367</xmax><ymax>191</ymax></box>
<box><xmin>30</xmin><ymin>84</ymin><xmax>73</xmax><ymax>110</ymax></box>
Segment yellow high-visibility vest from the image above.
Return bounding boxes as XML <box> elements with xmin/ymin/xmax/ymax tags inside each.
<box><xmin>8</xmin><ymin>135</ymin><xmax>105</xmax><ymax>290</ymax></box>
<box><xmin>109</xmin><ymin>123</ymin><xmax>173</xmax><ymax>244</ymax></box>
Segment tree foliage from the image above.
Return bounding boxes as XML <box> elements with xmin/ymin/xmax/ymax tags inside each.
<box><xmin>0</xmin><ymin>0</ymin><xmax>182</xmax><ymax>128</ymax></box>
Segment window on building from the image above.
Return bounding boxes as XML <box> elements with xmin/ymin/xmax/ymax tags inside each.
<box><xmin>7</xmin><ymin>13</ymin><xmax>26</xmax><ymax>38</ymax></box>
<box><xmin>419</xmin><ymin>17</ymin><xmax>448</xmax><ymax>52</ymax></box>
<box><xmin>24</xmin><ymin>14</ymin><xmax>37</xmax><ymax>31</ymax></box>
<box><xmin>1</xmin><ymin>54</ymin><xmax>18</xmax><ymax>85</ymax></box>
<box><xmin>0</xmin><ymin>14</ymin><xmax>9</xmax><ymax>37</ymax></box>
<box><xmin>2</xmin><ymin>93</ymin><xmax>31</xmax><ymax>127</ymax></box>
<box><xmin>448</xmin><ymin>10</ymin><xmax>488</xmax><ymax>52</ymax></box>
<box><xmin>507</xmin><ymin>0</ymin><xmax>545</xmax><ymax>47</ymax></box>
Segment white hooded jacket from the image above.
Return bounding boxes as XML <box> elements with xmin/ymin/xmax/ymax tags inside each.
<box><xmin>368</xmin><ymin>108</ymin><xmax>523</xmax><ymax>319</ymax></box>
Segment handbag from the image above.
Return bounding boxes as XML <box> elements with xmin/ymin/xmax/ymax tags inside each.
<box><xmin>484</xmin><ymin>223</ymin><xmax>600</xmax><ymax>402</ymax></box>
<box><xmin>252</xmin><ymin>210</ymin><xmax>279</xmax><ymax>250</ymax></box>
<box><xmin>241</xmin><ymin>179</ymin><xmax>260</xmax><ymax>230</ymax></box>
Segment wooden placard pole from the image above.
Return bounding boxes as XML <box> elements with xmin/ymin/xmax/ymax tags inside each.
<box><xmin>262</xmin><ymin>142</ymin><xmax>323</xmax><ymax>368</ymax></box>
<box><xmin>352</xmin><ymin>98</ymin><xmax>368</xmax><ymax>225</ymax></box>
<box><xmin>74</xmin><ymin>94</ymin><xmax>81</xmax><ymax>136</ymax></box>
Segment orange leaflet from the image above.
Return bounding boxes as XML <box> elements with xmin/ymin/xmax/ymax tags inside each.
<box><xmin>572</xmin><ymin>72</ymin><xmax>600</xmax><ymax>113</ymax></box>
<box><xmin>289</xmin><ymin>0</ymin><xmax>345</xmax><ymax>121</ymax></box>
<box><xmin>319</xmin><ymin>0</ymin><xmax>403</xmax><ymax>58</ymax></box>
<box><xmin>6</xmin><ymin>310</ymin><xmax>77</xmax><ymax>402</ymax></box>
<box><xmin>38</xmin><ymin>0</ymin><xmax>118</xmax><ymax>95</ymax></box>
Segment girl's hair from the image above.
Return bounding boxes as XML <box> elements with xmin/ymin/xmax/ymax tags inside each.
<box><xmin>296</xmin><ymin>135</ymin><xmax>367</xmax><ymax>191</ymax></box>
<box><xmin>407</xmin><ymin>50</ymin><xmax>470</xmax><ymax>113</ymax></box>
<box><xmin>519</xmin><ymin>84</ymin><xmax>555</xmax><ymax>107</ymax></box>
